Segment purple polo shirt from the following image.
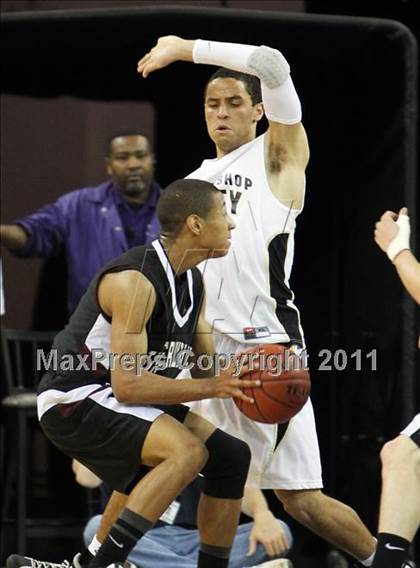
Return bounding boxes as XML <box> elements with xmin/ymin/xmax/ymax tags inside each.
<box><xmin>15</xmin><ymin>180</ymin><xmax>161</xmax><ymax>314</ymax></box>
<box><xmin>112</xmin><ymin>188</ymin><xmax>157</xmax><ymax>248</ymax></box>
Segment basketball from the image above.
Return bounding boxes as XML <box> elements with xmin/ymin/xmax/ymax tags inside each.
<box><xmin>234</xmin><ymin>344</ymin><xmax>311</xmax><ymax>424</ymax></box>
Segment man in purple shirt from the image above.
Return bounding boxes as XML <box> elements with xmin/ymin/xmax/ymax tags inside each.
<box><xmin>1</xmin><ymin>132</ymin><xmax>161</xmax><ymax>314</ymax></box>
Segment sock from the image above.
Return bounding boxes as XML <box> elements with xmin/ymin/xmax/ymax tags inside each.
<box><xmin>198</xmin><ymin>543</ymin><xmax>231</xmax><ymax>568</ymax></box>
<box><xmin>88</xmin><ymin>508</ymin><xmax>153</xmax><ymax>566</ymax></box>
<box><xmin>372</xmin><ymin>533</ymin><xmax>410</xmax><ymax>568</ymax></box>
<box><xmin>88</xmin><ymin>534</ymin><xmax>102</xmax><ymax>555</ymax></box>
<box><xmin>360</xmin><ymin>546</ymin><xmax>376</xmax><ymax>566</ymax></box>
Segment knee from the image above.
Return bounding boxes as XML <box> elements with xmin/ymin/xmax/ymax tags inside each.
<box><xmin>229</xmin><ymin>436</ymin><xmax>252</xmax><ymax>473</ymax></box>
<box><xmin>182</xmin><ymin>437</ymin><xmax>209</xmax><ymax>473</ymax></box>
<box><xmin>221</xmin><ymin>434</ymin><xmax>251</xmax><ymax>478</ymax></box>
<box><xmin>380</xmin><ymin>435</ymin><xmax>420</xmax><ymax>478</ymax></box>
<box><xmin>202</xmin><ymin>430</ymin><xmax>251</xmax><ymax>499</ymax></box>
<box><xmin>380</xmin><ymin>438</ymin><xmax>398</xmax><ymax>473</ymax></box>
<box><xmin>275</xmin><ymin>488</ymin><xmax>324</xmax><ymax>520</ymax></box>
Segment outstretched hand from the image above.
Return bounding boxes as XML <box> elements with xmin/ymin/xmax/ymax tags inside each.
<box><xmin>137</xmin><ymin>35</ymin><xmax>194</xmax><ymax>78</ymax></box>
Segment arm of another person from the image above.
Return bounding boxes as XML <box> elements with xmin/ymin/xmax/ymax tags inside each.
<box><xmin>374</xmin><ymin>207</ymin><xmax>420</xmax><ymax>304</ymax></box>
<box><xmin>0</xmin><ymin>224</ymin><xmax>29</xmax><ymax>252</ymax></box>
<box><xmin>98</xmin><ymin>269</ymin><xmax>258</xmax><ymax>404</ymax></box>
<box><xmin>1</xmin><ymin>195</ymin><xmax>69</xmax><ymax>257</ymax></box>
<box><xmin>241</xmin><ymin>487</ymin><xmax>290</xmax><ymax>558</ymax></box>
<box><xmin>137</xmin><ymin>36</ymin><xmax>309</xmax><ymax>209</ymax></box>
<box><xmin>393</xmin><ymin>250</ymin><xmax>420</xmax><ymax>305</ymax></box>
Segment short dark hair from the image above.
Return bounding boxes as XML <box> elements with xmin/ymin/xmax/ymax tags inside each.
<box><xmin>205</xmin><ymin>68</ymin><xmax>262</xmax><ymax>105</ymax></box>
<box><xmin>104</xmin><ymin>132</ymin><xmax>151</xmax><ymax>157</ymax></box>
<box><xmin>157</xmin><ymin>179</ymin><xmax>219</xmax><ymax>237</ymax></box>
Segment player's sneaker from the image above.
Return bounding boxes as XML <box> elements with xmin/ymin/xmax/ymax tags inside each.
<box><xmin>6</xmin><ymin>553</ymin><xmax>136</xmax><ymax>568</ymax></box>
<box><xmin>72</xmin><ymin>552</ymin><xmax>135</xmax><ymax>568</ymax></box>
<box><xmin>249</xmin><ymin>559</ymin><xmax>294</xmax><ymax>568</ymax></box>
<box><xmin>327</xmin><ymin>550</ymin><xmax>350</xmax><ymax>568</ymax></box>
<box><xmin>72</xmin><ymin>554</ymin><xmax>82</xmax><ymax>568</ymax></box>
<box><xmin>69</xmin><ymin>556</ymin><xmax>136</xmax><ymax>568</ymax></box>
<box><xmin>6</xmin><ymin>556</ymin><xmax>72</xmax><ymax>568</ymax></box>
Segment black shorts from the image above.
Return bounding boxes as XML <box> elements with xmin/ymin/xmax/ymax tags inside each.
<box><xmin>401</xmin><ymin>414</ymin><xmax>420</xmax><ymax>449</ymax></box>
<box><xmin>40</xmin><ymin>387</ymin><xmax>190</xmax><ymax>494</ymax></box>
<box><xmin>411</xmin><ymin>429</ymin><xmax>420</xmax><ymax>448</ymax></box>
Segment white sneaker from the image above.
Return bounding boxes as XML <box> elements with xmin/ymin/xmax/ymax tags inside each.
<box><xmin>6</xmin><ymin>556</ymin><xmax>72</xmax><ymax>568</ymax></box>
<box><xmin>249</xmin><ymin>559</ymin><xmax>294</xmax><ymax>568</ymax></box>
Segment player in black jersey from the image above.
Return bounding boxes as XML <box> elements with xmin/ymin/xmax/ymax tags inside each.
<box><xmin>7</xmin><ymin>179</ymin><xmax>260</xmax><ymax>568</ymax></box>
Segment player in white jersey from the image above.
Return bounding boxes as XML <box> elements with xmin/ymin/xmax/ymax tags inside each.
<box><xmin>372</xmin><ymin>209</ymin><xmax>419</xmax><ymax>568</ymax></box>
<box><xmin>138</xmin><ymin>36</ymin><xmax>377</xmax><ymax>564</ymax></box>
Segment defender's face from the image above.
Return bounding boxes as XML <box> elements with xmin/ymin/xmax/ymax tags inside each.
<box><xmin>106</xmin><ymin>135</ymin><xmax>155</xmax><ymax>201</ymax></box>
<box><xmin>202</xmin><ymin>191</ymin><xmax>235</xmax><ymax>258</ymax></box>
<box><xmin>204</xmin><ymin>78</ymin><xmax>263</xmax><ymax>157</ymax></box>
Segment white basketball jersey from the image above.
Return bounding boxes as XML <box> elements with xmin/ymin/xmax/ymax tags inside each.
<box><xmin>187</xmin><ymin>134</ymin><xmax>305</xmax><ymax>345</ymax></box>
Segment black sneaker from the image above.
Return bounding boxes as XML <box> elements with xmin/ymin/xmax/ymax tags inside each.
<box><xmin>326</xmin><ymin>550</ymin><xmax>350</xmax><ymax>568</ymax></box>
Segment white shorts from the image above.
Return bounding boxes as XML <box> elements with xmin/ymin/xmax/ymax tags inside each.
<box><xmin>190</xmin><ymin>334</ymin><xmax>323</xmax><ymax>489</ymax></box>
<box><xmin>401</xmin><ymin>414</ymin><xmax>420</xmax><ymax>438</ymax></box>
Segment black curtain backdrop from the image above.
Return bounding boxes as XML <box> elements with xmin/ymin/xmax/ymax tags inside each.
<box><xmin>1</xmin><ymin>5</ymin><xmax>417</xmax><ymax>535</ymax></box>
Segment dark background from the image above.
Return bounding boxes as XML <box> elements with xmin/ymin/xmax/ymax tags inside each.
<box><xmin>1</xmin><ymin>0</ymin><xmax>418</xmax><ymax>563</ymax></box>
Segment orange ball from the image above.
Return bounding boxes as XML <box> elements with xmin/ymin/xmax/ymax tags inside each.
<box><xmin>234</xmin><ymin>344</ymin><xmax>311</xmax><ymax>424</ymax></box>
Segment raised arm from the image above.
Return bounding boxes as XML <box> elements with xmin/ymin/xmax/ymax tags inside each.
<box><xmin>98</xmin><ymin>269</ymin><xmax>258</xmax><ymax>404</ymax></box>
<box><xmin>138</xmin><ymin>36</ymin><xmax>309</xmax><ymax>207</ymax></box>
<box><xmin>374</xmin><ymin>207</ymin><xmax>420</xmax><ymax>304</ymax></box>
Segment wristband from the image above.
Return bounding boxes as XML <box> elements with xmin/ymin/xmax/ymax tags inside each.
<box><xmin>387</xmin><ymin>214</ymin><xmax>410</xmax><ymax>262</ymax></box>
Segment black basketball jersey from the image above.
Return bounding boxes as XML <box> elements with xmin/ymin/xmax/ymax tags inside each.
<box><xmin>38</xmin><ymin>240</ymin><xmax>204</xmax><ymax>396</ymax></box>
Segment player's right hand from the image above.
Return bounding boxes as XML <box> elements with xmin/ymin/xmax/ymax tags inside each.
<box><xmin>137</xmin><ymin>35</ymin><xmax>193</xmax><ymax>78</ymax></box>
<box><xmin>210</xmin><ymin>362</ymin><xmax>260</xmax><ymax>404</ymax></box>
<box><xmin>374</xmin><ymin>207</ymin><xmax>410</xmax><ymax>254</ymax></box>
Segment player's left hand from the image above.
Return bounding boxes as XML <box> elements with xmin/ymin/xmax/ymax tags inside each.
<box><xmin>247</xmin><ymin>510</ymin><xmax>289</xmax><ymax>558</ymax></box>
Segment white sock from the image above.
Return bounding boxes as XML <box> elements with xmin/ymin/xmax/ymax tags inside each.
<box><xmin>88</xmin><ymin>534</ymin><xmax>102</xmax><ymax>555</ymax></box>
<box><xmin>359</xmin><ymin>540</ymin><xmax>377</xmax><ymax>567</ymax></box>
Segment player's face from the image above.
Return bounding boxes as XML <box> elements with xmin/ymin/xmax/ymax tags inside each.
<box><xmin>106</xmin><ymin>135</ymin><xmax>155</xmax><ymax>202</ymax></box>
<box><xmin>203</xmin><ymin>191</ymin><xmax>235</xmax><ymax>258</ymax></box>
<box><xmin>204</xmin><ymin>78</ymin><xmax>263</xmax><ymax>157</ymax></box>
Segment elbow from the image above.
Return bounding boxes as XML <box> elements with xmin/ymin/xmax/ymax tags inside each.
<box><xmin>115</xmin><ymin>392</ymin><xmax>130</xmax><ymax>404</ymax></box>
<box><xmin>112</xmin><ymin>378</ymin><xmax>134</xmax><ymax>404</ymax></box>
<box><xmin>113</xmin><ymin>385</ymin><xmax>130</xmax><ymax>403</ymax></box>
<box><xmin>112</xmin><ymin>374</ymin><xmax>149</xmax><ymax>404</ymax></box>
